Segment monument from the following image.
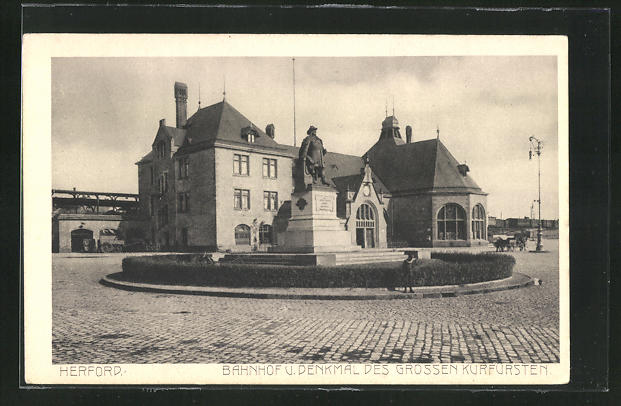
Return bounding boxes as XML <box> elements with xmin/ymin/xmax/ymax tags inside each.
<box><xmin>273</xmin><ymin>126</ymin><xmax>361</xmax><ymax>253</ymax></box>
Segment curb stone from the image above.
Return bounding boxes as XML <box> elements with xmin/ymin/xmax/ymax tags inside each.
<box><xmin>100</xmin><ymin>272</ymin><xmax>535</xmax><ymax>301</ymax></box>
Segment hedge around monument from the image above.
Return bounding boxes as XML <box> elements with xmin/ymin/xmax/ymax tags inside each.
<box><xmin>119</xmin><ymin>252</ymin><xmax>515</xmax><ymax>289</ymax></box>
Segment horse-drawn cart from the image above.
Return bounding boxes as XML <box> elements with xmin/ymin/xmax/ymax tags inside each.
<box><xmin>493</xmin><ymin>233</ymin><xmax>528</xmax><ymax>252</ymax></box>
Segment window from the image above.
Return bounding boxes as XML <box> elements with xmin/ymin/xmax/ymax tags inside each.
<box><xmin>472</xmin><ymin>204</ymin><xmax>486</xmax><ymax>240</ymax></box>
<box><xmin>149</xmin><ymin>166</ymin><xmax>155</xmax><ymax>185</ymax></box>
<box><xmin>159</xmin><ymin>205</ymin><xmax>168</xmax><ymax>227</ymax></box>
<box><xmin>263</xmin><ymin>191</ymin><xmax>278</xmax><ymax>211</ymax></box>
<box><xmin>177</xmin><ymin>192</ymin><xmax>190</xmax><ymax>213</ymax></box>
<box><xmin>159</xmin><ymin>172</ymin><xmax>169</xmax><ymax>195</ymax></box>
<box><xmin>262</xmin><ymin>158</ymin><xmax>278</xmax><ymax>178</ymax></box>
<box><xmin>234</xmin><ymin>224</ymin><xmax>251</xmax><ymax>245</ymax></box>
<box><xmin>241</xmin><ymin>126</ymin><xmax>258</xmax><ymax>144</ymax></box>
<box><xmin>149</xmin><ymin>195</ymin><xmax>157</xmax><ymax>216</ymax></box>
<box><xmin>180</xmin><ymin>228</ymin><xmax>188</xmax><ymax>247</ymax></box>
<box><xmin>178</xmin><ymin>157</ymin><xmax>189</xmax><ymax>179</ymax></box>
<box><xmin>259</xmin><ymin>224</ymin><xmax>273</xmax><ymax>244</ymax></box>
<box><xmin>355</xmin><ymin>204</ymin><xmax>376</xmax><ymax>248</ymax></box>
<box><xmin>156</xmin><ymin>141</ymin><xmax>166</xmax><ymax>158</ymax></box>
<box><xmin>233</xmin><ymin>154</ymin><xmax>249</xmax><ymax>175</ymax></box>
<box><xmin>437</xmin><ymin>203</ymin><xmax>466</xmax><ymax>240</ymax></box>
<box><xmin>234</xmin><ymin>189</ymin><xmax>250</xmax><ymax>210</ymax></box>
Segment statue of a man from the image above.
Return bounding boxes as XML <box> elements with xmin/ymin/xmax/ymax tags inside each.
<box><xmin>298</xmin><ymin>125</ymin><xmax>330</xmax><ymax>186</ymax></box>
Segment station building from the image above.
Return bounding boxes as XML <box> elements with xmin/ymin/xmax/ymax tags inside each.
<box><xmin>136</xmin><ymin>82</ymin><xmax>488</xmax><ymax>251</ymax></box>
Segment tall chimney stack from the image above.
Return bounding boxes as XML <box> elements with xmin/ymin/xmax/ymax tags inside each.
<box><xmin>265</xmin><ymin>124</ymin><xmax>275</xmax><ymax>139</ymax></box>
<box><xmin>405</xmin><ymin>125</ymin><xmax>412</xmax><ymax>143</ymax></box>
<box><xmin>174</xmin><ymin>82</ymin><xmax>188</xmax><ymax>129</ymax></box>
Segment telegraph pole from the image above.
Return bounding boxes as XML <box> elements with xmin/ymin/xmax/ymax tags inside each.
<box><xmin>529</xmin><ymin>136</ymin><xmax>544</xmax><ymax>251</ymax></box>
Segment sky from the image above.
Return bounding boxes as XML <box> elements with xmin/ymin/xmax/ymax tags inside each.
<box><xmin>52</xmin><ymin>56</ymin><xmax>559</xmax><ymax>219</ymax></box>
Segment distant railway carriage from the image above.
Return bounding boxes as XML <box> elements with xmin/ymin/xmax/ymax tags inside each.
<box><xmin>98</xmin><ymin>229</ymin><xmax>125</xmax><ymax>252</ymax></box>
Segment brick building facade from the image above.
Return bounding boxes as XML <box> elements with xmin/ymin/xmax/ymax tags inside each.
<box><xmin>136</xmin><ymin>82</ymin><xmax>488</xmax><ymax>251</ymax></box>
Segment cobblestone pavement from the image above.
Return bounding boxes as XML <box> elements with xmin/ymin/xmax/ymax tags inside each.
<box><xmin>52</xmin><ymin>240</ymin><xmax>560</xmax><ymax>364</ymax></box>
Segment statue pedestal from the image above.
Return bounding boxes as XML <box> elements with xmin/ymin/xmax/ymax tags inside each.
<box><xmin>271</xmin><ymin>185</ymin><xmax>360</xmax><ymax>253</ymax></box>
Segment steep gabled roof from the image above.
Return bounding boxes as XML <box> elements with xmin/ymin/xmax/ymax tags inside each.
<box><xmin>365</xmin><ymin>138</ymin><xmax>483</xmax><ymax>194</ymax></box>
<box><xmin>180</xmin><ymin>100</ymin><xmax>281</xmax><ymax>150</ymax></box>
<box><xmin>331</xmin><ymin>170</ymin><xmax>390</xmax><ymax>197</ymax></box>
<box><xmin>136</xmin><ymin>150</ymin><xmax>153</xmax><ymax>165</ymax></box>
<box><xmin>279</xmin><ymin>143</ymin><xmax>365</xmax><ymax>188</ymax></box>
<box><xmin>151</xmin><ymin>125</ymin><xmax>187</xmax><ymax>147</ymax></box>
<box><xmin>331</xmin><ymin>174</ymin><xmax>364</xmax><ymax>196</ymax></box>
<box><xmin>323</xmin><ymin>151</ymin><xmax>365</xmax><ymax>180</ymax></box>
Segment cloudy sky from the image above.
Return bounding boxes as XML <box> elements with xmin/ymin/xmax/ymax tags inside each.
<box><xmin>52</xmin><ymin>56</ymin><xmax>559</xmax><ymax>219</ymax></box>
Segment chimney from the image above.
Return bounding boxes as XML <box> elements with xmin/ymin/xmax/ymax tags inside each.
<box><xmin>159</xmin><ymin>118</ymin><xmax>166</xmax><ymax>127</ymax></box>
<box><xmin>266</xmin><ymin>124</ymin><xmax>275</xmax><ymax>139</ymax></box>
<box><xmin>174</xmin><ymin>82</ymin><xmax>188</xmax><ymax>128</ymax></box>
<box><xmin>405</xmin><ymin>125</ymin><xmax>412</xmax><ymax>143</ymax></box>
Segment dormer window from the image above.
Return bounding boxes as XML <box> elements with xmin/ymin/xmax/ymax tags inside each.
<box><xmin>457</xmin><ymin>164</ymin><xmax>470</xmax><ymax>176</ymax></box>
<box><xmin>241</xmin><ymin>126</ymin><xmax>259</xmax><ymax>144</ymax></box>
<box><xmin>156</xmin><ymin>141</ymin><xmax>166</xmax><ymax>158</ymax></box>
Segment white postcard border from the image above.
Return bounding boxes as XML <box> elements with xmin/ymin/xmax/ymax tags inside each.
<box><xmin>22</xmin><ymin>34</ymin><xmax>569</xmax><ymax>385</ymax></box>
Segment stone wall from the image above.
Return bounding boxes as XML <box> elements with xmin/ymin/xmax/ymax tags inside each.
<box><xmin>53</xmin><ymin>214</ymin><xmax>147</xmax><ymax>253</ymax></box>
<box><xmin>390</xmin><ymin>194</ymin><xmax>433</xmax><ymax>247</ymax></box>
<box><xmin>174</xmin><ymin>148</ymin><xmax>217</xmax><ymax>249</ymax></box>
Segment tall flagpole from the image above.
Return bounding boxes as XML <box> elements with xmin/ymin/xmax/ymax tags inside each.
<box><xmin>292</xmin><ymin>57</ymin><xmax>297</xmax><ymax>147</ymax></box>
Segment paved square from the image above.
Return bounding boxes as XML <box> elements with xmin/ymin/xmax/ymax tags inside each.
<box><xmin>52</xmin><ymin>241</ymin><xmax>560</xmax><ymax>364</ymax></box>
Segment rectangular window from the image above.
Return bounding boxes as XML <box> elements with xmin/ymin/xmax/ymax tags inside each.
<box><xmin>181</xmin><ymin>228</ymin><xmax>188</xmax><ymax>247</ymax></box>
<box><xmin>263</xmin><ymin>191</ymin><xmax>278</xmax><ymax>211</ymax></box>
<box><xmin>149</xmin><ymin>166</ymin><xmax>155</xmax><ymax>185</ymax></box>
<box><xmin>177</xmin><ymin>192</ymin><xmax>190</xmax><ymax>213</ymax></box>
<box><xmin>259</xmin><ymin>224</ymin><xmax>273</xmax><ymax>244</ymax></box>
<box><xmin>150</xmin><ymin>195</ymin><xmax>156</xmax><ymax>216</ymax></box>
<box><xmin>159</xmin><ymin>172</ymin><xmax>169</xmax><ymax>195</ymax></box>
<box><xmin>233</xmin><ymin>154</ymin><xmax>249</xmax><ymax>175</ymax></box>
<box><xmin>234</xmin><ymin>189</ymin><xmax>250</xmax><ymax>210</ymax></box>
<box><xmin>156</xmin><ymin>141</ymin><xmax>166</xmax><ymax>158</ymax></box>
<box><xmin>262</xmin><ymin>158</ymin><xmax>277</xmax><ymax>178</ymax></box>
<box><xmin>159</xmin><ymin>205</ymin><xmax>168</xmax><ymax>227</ymax></box>
<box><xmin>178</xmin><ymin>157</ymin><xmax>189</xmax><ymax>179</ymax></box>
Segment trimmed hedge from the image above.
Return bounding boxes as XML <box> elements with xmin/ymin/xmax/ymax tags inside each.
<box><xmin>119</xmin><ymin>252</ymin><xmax>515</xmax><ymax>288</ymax></box>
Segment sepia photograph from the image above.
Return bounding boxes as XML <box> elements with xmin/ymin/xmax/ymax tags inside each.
<box><xmin>23</xmin><ymin>34</ymin><xmax>569</xmax><ymax>385</ymax></box>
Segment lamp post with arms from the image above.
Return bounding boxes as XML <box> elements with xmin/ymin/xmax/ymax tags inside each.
<box><xmin>529</xmin><ymin>136</ymin><xmax>544</xmax><ymax>251</ymax></box>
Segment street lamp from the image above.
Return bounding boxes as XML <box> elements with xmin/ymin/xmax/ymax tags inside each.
<box><xmin>529</xmin><ymin>136</ymin><xmax>543</xmax><ymax>251</ymax></box>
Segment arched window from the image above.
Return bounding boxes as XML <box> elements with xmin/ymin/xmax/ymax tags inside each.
<box><xmin>355</xmin><ymin>203</ymin><xmax>376</xmax><ymax>248</ymax></box>
<box><xmin>234</xmin><ymin>224</ymin><xmax>251</xmax><ymax>245</ymax></box>
<box><xmin>472</xmin><ymin>204</ymin><xmax>486</xmax><ymax>240</ymax></box>
<box><xmin>259</xmin><ymin>224</ymin><xmax>273</xmax><ymax>244</ymax></box>
<box><xmin>356</xmin><ymin>203</ymin><xmax>375</xmax><ymax>227</ymax></box>
<box><xmin>437</xmin><ymin>203</ymin><xmax>466</xmax><ymax>240</ymax></box>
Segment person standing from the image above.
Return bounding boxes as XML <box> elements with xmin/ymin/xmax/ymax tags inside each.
<box><xmin>402</xmin><ymin>252</ymin><xmax>416</xmax><ymax>293</ymax></box>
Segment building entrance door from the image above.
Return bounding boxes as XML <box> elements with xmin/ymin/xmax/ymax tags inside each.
<box><xmin>71</xmin><ymin>228</ymin><xmax>94</xmax><ymax>252</ymax></box>
<box><xmin>355</xmin><ymin>203</ymin><xmax>376</xmax><ymax>248</ymax></box>
<box><xmin>365</xmin><ymin>228</ymin><xmax>375</xmax><ymax>248</ymax></box>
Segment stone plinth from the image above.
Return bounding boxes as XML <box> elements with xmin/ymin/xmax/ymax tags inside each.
<box><xmin>271</xmin><ymin>185</ymin><xmax>360</xmax><ymax>253</ymax></box>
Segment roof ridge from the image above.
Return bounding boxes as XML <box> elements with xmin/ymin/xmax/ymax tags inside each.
<box><xmin>214</xmin><ymin>101</ymin><xmax>226</xmax><ymax>140</ymax></box>
<box><xmin>431</xmin><ymin>138</ymin><xmax>441</xmax><ymax>188</ymax></box>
